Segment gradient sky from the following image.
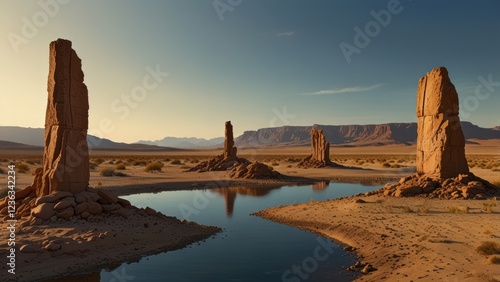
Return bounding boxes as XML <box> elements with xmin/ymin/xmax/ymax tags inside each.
<box><xmin>1</xmin><ymin>0</ymin><xmax>499</xmax><ymax>143</ymax></box>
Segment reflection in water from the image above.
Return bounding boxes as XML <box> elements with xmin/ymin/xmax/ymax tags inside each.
<box><xmin>210</xmin><ymin>186</ymin><xmax>282</xmax><ymax>217</ymax></box>
<box><xmin>210</xmin><ymin>182</ymin><xmax>333</xmax><ymax>217</ymax></box>
<box><xmin>312</xmin><ymin>181</ymin><xmax>330</xmax><ymax>191</ymax></box>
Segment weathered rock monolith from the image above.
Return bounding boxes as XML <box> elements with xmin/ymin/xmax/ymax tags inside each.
<box><xmin>37</xmin><ymin>39</ymin><xmax>89</xmax><ymax>196</ymax></box>
<box><xmin>311</xmin><ymin>129</ymin><xmax>330</xmax><ymax>164</ymax></box>
<box><xmin>380</xmin><ymin>67</ymin><xmax>498</xmax><ymax>199</ymax></box>
<box><xmin>416</xmin><ymin>67</ymin><xmax>468</xmax><ymax>179</ymax></box>
<box><xmin>298</xmin><ymin>128</ymin><xmax>334</xmax><ymax>168</ymax></box>
<box><xmin>187</xmin><ymin>121</ymin><xmax>281</xmax><ymax>179</ymax></box>
<box><xmin>223</xmin><ymin>121</ymin><xmax>237</xmax><ymax>159</ymax></box>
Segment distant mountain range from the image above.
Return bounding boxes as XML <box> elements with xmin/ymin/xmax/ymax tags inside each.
<box><xmin>0</xmin><ymin>126</ymin><xmax>181</xmax><ymax>152</ymax></box>
<box><xmin>137</xmin><ymin>137</ymin><xmax>224</xmax><ymax>149</ymax></box>
<box><xmin>1</xmin><ymin>121</ymin><xmax>499</xmax><ymax>151</ymax></box>
<box><xmin>235</xmin><ymin>121</ymin><xmax>500</xmax><ymax>147</ymax></box>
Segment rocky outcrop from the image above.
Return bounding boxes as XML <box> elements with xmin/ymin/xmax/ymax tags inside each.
<box><xmin>416</xmin><ymin>67</ymin><xmax>468</xmax><ymax>178</ymax></box>
<box><xmin>380</xmin><ymin>67</ymin><xmax>498</xmax><ymax>198</ymax></box>
<box><xmin>188</xmin><ymin>121</ymin><xmax>250</xmax><ymax>172</ymax></box>
<box><xmin>380</xmin><ymin>173</ymin><xmax>498</xmax><ymax>199</ymax></box>
<box><xmin>298</xmin><ymin>128</ymin><xmax>345</xmax><ymax>168</ymax></box>
<box><xmin>187</xmin><ymin>121</ymin><xmax>282</xmax><ymax>179</ymax></box>
<box><xmin>226</xmin><ymin>162</ymin><xmax>281</xmax><ymax>179</ymax></box>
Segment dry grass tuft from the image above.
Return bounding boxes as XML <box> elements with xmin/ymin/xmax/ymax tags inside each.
<box><xmin>477</xmin><ymin>241</ymin><xmax>500</xmax><ymax>256</ymax></box>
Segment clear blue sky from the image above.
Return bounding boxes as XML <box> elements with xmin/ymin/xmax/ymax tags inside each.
<box><xmin>1</xmin><ymin>0</ymin><xmax>499</xmax><ymax>142</ymax></box>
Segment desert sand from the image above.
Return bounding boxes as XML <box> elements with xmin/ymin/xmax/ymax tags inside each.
<box><xmin>255</xmin><ymin>194</ymin><xmax>500</xmax><ymax>281</ymax></box>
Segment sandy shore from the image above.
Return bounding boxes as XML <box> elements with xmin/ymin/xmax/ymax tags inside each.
<box><xmin>255</xmin><ymin>194</ymin><xmax>500</xmax><ymax>281</ymax></box>
<box><xmin>0</xmin><ymin>205</ymin><xmax>220</xmax><ymax>282</ymax></box>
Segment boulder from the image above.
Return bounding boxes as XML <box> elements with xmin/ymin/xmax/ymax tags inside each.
<box><xmin>31</xmin><ymin>203</ymin><xmax>56</xmax><ymax>220</ymax></box>
<box><xmin>87</xmin><ymin>202</ymin><xmax>102</xmax><ymax>214</ymax></box>
<box><xmin>56</xmin><ymin>207</ymin><xmax>75</xmax><ymax>219</ymax></box>
<box><xmin>97</xmin><ymin>190</ymin><xmax>118</xmax><ymax>204</ymax></box>
<box><xmin>35</xmin><ymin>191</ymin><xmax>73</xmax><ymax>206</ymax></box>
<box><xmin>74</xmin><ymin>202</ymin><xmax>88</xmax><ymax>215</ymax></box>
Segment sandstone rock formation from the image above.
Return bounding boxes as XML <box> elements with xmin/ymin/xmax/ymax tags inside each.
<box><xmin>37</xmin><ymin>38</ymin><xmax>90</xmax><ymax>196</ymax></box>
<box><xmin>381</xmin><ymin>67</ymin><xmax>498</xmax><ymax>198</ymax></box>
<box><xmin>187</xmin><ymin>121</ymin><xmax>281</xmax><ymax>179</ymax></box>
<box><xmin>298</xmin><ymin>128</ymin><xmax>338</xmax><ymax>168</ymax></box>
<box><xmin>226</xmin><ymin>162</ymin><xmax>281</xmax><ymax>179</ymax></box>
<box><xmin>188</xmin><ymin>121</ymin><xmax>250</xmax><ymax>172</ymax></box>
<box><xmin>0</xmin><ymin>39</ymin><xmax>132</xmax><ymax>221</ymax></box>
<box><xmin>224</xmin><ymin>121</ymin><xmax>237</xmax><ymax>159</ymax></box>
<box><xmin>416</xmin><ymin>67</ymin><xmax>469</xmax><ymax>179</ymax></box>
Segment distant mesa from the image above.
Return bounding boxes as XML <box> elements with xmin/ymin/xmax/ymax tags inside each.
<box><xmin>187</xmin><ymin>121</ymin><xmax>281</xmax><ymax>179</ymax></box>
<box><xmin>380</xmin><ymin>67</ymin><xmax>499</xmax><ymax>199</ymax></box>
<box><xmin>1</xmin><ymin>120</ymin><xmax>499</xmax><ymax>150</ymax></box>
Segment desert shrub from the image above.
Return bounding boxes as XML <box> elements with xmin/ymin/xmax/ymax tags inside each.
<box><xmin>477</xmin><ymin>241</ymin><xmax>500</xmax><ymax>256</ymax></box>
<box><xmin>418</xmin><ymin>206</ymin><xmax>430</xmax><ymax>213</ymax></box>
<box><xmin>163</xmin><ymin>158</ymin><xmax>171</xmax><ymax>162</ymax></box>
<box><xmin>483</xmin><ymin>201</ymin><xmax>497</xmax><ymax>213</ymax></box>
<box><xmin>171</xmin><ymin>160</ymin><xmax>182</xmax><ymax>165</ymax></box>
<box><xmin>115</xmin><ymin>163</ymin><xmax>126</xmax><ymax>170</ymax></box>
<box><xmin>390</xmin><ymin>164</ymin><xmax>401</xmax><ymax>168</ymax></box>
<box><xmin>447</xmin><ymin>206</ymin><xmax>469</xmax><ymax>214</ymax></box>
<box><xmin>272</xmin><ymin>162</ymin><xmax>279</xmax><ymax>166</ymax></box>
<box><xmin>113</xmin><ymin>171</ymin><xmax>127</xmax><ymax>177</ymax></box>
<box><xmin>133</xmin><ymin>160</ymin><xmax>148</xmax><ymax>166</ymax></box>
<box><xmin>489</xmin><ymin>256</ymin><xmax>500</xmax><ymax>264</ymax></box>
<box><xmin>0</xmin><ymin>158</ymin><xmax>8</xmax><ymax>162</ymax></box>
<box><xmin>145</xmin><ymin>162</ymin><xmax>163</xmax><ymax>172</ymax></box>
<box><xmin>99</xmin><ymin>167</ymin><xmax>115</xmax><ymax>177</ymax></box>
<box><xmin>16</xmin><ymin>163</ymin><xmax>30</xmax><ymax>173</ymax></box>
<box><xmin>287</xmin><ymin>158</ymin><xmax>300</xmax><ymax>163</ymax></box>
<box><xmin>190</xmin><ymin>159</ymin><xmax>200</xmax><ymax>163</ymax></box>
<box><xmin>403</xmin><ymin>206</ymin><xmax>414</xmax><ymax>213</ymax></box>
<box><xmin>93</xmin><ymin>158</ymin><xmax>105</xmax><ymax>165</ymax></box>
<box><xmin>382</xmin><ymin>162</ymin><xmax>391</xmax><ymax>168</ymax></box>
<box><xmin>107</xmin><ymin>160</ymin><xmax>115</xmax><ymax>164</ymax></box>
<box><xmin>89</xmin><ymin>162</ymin><xmax>98</xmax><ymax>170</ymax></box>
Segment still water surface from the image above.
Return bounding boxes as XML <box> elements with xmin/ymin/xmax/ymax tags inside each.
<box><xmin>51</xmin><ymin>182</ymin><xmax>380</xmax><ymax>281</ymax></box>
<box><xmin>103</xmin><ymin>182</ymin><xmax>378</xmax><ymax>282</ymax></box>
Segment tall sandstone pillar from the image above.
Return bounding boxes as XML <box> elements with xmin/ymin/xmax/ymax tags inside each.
<box><xmin>39</xmin><ymin>39</ymin><xmax>89</xmax><ymax>196</ymax></box>
<box><xmin>311</xmin><ymin>129</ymin><xmax>330</xmax><ymax>164</ymax></box>
<box><xmin>416</xmin><ymin>67</ymin><xmax>469</xmax><ymax>179</ymax></box>
<box><xmin>223</xmin><ymin>121</ymin><xmax>237</xmax><ymax>159</ymax></box>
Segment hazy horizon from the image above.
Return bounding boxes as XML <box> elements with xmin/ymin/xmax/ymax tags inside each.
<box><xmin>1</xmin><ymin>1</ymin><xmax>499</xmax><ymax>143</ymax></box>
